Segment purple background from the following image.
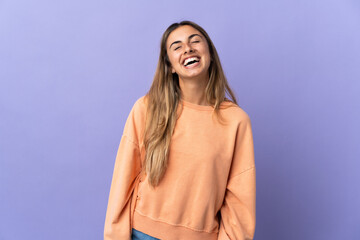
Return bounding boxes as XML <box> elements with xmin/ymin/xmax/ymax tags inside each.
<box><xmin>1</xmin><ymin>0</ymin><xmax>359</xmax><ymax>239</ymax></box>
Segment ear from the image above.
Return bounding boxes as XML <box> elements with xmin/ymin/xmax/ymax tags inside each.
<box><xmin>171</xmin><ymin>67</ymin><xmax>176</xmax><ymax>73</ymax></box>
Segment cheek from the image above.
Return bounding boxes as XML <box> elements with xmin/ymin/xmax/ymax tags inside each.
<box><xmin>199</xmin><ymin>45</ymin><xmax>210</xmax><ymax>57</ymax></box>
<box><xmin>169</xmin><ymin>54</ymin><xmax>180</xmax><ymax>66</ymax></box>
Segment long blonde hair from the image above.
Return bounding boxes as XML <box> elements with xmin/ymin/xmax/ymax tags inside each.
<box><xmin>142</xmin><ymin>20</ymin><xmax>238</xmax><ymax>188</ymax></box>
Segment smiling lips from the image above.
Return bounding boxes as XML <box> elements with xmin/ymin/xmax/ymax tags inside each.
<box><xmin>183</xmin><ymin>56</ymin><xmax>200</xmax><ymax>68</ymax></box>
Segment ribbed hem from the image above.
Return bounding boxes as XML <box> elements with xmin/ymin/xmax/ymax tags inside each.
<box><xmin>180</xmin><ymin>98</ymin><xmax>235</xmax><ymax>111</ymax></box>
<box><xmin>132</xmin><ymin>209</ymin><xmax>218</xmax><ymax>240</ymax></box>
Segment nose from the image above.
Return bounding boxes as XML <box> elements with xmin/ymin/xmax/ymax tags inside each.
<box><xmin>184</xmin><ymin>42</ymin><xmax>194</xmax><ymax>53</ymax></box>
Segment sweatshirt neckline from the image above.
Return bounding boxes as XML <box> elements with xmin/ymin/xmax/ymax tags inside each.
<box><xmin>180</xmin><ymin>98</ymin><xmax>215</xmax><ymax>111</ymax></box>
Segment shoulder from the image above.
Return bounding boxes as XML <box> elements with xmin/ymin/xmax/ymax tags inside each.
<box><xmin>130</xmin><ymin>95</ymin><xmax>148</xmax><ymax>116</ymax></box>
<box><xmin>123</xmin><ymin>95</ymin><xmax>148</xmax><ymax>143</ymax></box>
<box><xmin>220</xmin><ymin>100</ymin><xmax>252</xmax><ymax>124</ymax></box>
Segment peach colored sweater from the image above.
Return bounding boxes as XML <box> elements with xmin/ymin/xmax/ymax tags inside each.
<box><xmin>104</xmin><ymin>95</ymin><xmax>256</xmax><ymax>240</ymax></box>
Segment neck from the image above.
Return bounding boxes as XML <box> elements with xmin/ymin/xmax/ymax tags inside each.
<box><xmin>179</xmin><ymin>73</ymin><xmax>210</xmax><ymax>106</ymax></box>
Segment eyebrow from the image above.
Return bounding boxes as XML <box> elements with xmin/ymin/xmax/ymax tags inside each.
<box><xmin>169</xmin><ymin>33</ymin><xmax>202</xmax><ymax>49</ymax></box>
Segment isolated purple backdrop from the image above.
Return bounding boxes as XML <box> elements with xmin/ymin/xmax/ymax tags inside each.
<box><xmin>0</xmin><ymin>0</ymin><xmax>359</xmax><ymax>239</ymax></box>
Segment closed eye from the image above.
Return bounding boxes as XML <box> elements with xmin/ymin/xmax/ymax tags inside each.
<box><xmin>174</xmin><ymin>41</ymin><xmax>199</xmax><ymax>50</ymax></box>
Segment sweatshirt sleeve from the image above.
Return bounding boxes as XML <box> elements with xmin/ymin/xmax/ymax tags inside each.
<box><xmin>218</xmin><ymin>113</ymin><xmax>256</xmax><ymax>240</ymax></box>
<box><xmin>104</xmin><ymin>100</ymin><xmax>143</xmax><ymax>240</ymax></box>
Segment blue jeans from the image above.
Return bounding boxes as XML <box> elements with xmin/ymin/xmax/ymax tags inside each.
<box><xmin>131</xmin><ymin>228</ymin><xmax>160</xmax><ymax>240</ymax></box>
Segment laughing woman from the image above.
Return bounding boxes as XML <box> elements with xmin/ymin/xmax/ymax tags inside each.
<box><xmin>104</xmin><ymin>20</ymin><xmax>256</xmax><ymax>240</ymax></box>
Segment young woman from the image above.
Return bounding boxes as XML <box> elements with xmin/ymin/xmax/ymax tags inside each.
<box><xmin>104</xmin><ymin>20</ymin><xmax>256</xmax><ymax>240</ymax></box>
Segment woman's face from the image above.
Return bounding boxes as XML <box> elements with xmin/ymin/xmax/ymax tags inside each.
<box><xmin>166</xmin><ymin>25</ymin><xmax>211</xmax><ymax>82</ymax></box>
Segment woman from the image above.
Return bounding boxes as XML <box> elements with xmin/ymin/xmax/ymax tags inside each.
<box><xmin>104</xmin><ymin>20</ymin><xmax>256</xmax><ymax>240</ymax></box>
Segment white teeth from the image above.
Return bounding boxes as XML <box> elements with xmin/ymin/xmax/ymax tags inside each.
<box><xmin>184</xmin><ymin>57</ymin><xmax>199</xmax><ymax>66</ymax></box>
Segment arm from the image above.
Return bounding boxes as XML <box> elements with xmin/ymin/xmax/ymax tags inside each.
<box><xmin>104</xmin><ymin>102</ymin><xmax>143</xmax><ymax>240</ymax></box>
<box><xmin>218</xmin><ymin>114</ymin><xmax>256</xmax><ymax>240</ymax></box>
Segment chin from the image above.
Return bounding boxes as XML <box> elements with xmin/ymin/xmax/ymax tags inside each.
<box><xmin>184</xmin><ymin>71</ymin><xmax>208</xmax><ymax>79</ymax></box>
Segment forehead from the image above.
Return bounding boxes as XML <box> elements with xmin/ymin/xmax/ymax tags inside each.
<box><xmin>166</xmin><ymin>25</ymin><xmax>203</xmax><ymax>48</ymax></box>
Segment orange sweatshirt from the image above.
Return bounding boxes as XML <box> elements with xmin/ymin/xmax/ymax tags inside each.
<box><xmin>104</xmin><ymin>95</ymin><xmax>256</xmax><ymax>240</ymax></box>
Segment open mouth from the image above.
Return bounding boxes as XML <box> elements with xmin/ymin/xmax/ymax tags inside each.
<box><xmin>183</xmin><ymin>57</ymin><xmax>200</xmax><ymax>68</ymax></box>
